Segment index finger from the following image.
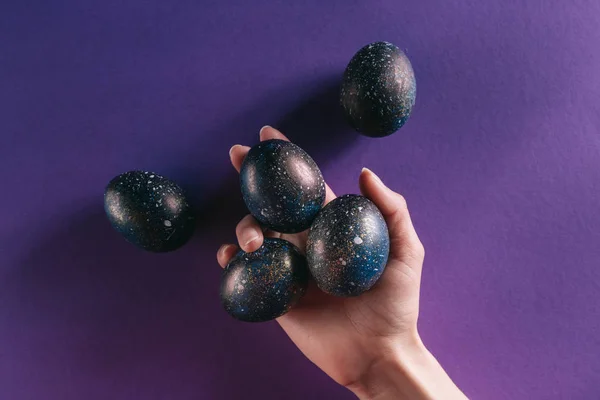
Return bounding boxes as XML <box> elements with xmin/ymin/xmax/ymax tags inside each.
<box><xmin>259</xmin><ymin>125</ymin><xmax>290</xmax><ymax>142</ymax></box>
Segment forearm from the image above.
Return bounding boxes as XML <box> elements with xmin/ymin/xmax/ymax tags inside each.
<box><xmin>347</xmin><ymin>336</ymin><xmax>468</xmax><ymax>400</ymax></box>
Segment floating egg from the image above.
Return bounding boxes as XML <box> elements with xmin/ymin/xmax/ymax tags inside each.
<box><xmin>306</xmin><ymin>195</ymin><xmax>389</xmax><ymax>296</ymax></box>
<box><xmin>104</xmin><ymin>170</ymin><xmax>195</xmax><ymax>252</ymax></box>
<box><xmin>340</xmin><ymin>41</ymin><xmax>416</xmax><ymax>137</ymax></box>
<box><xmin>220</xmin><ymin>238</ymin><xmax>309</xmax><ymax>322</ymax></box>
<box><xmin>240</xmin><ymin>139</ymin><xmax>326</xmax><ymax>233</ymax></box>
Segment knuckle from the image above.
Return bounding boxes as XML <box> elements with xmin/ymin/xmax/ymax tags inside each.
<box><xmin>414</xmin><ymin>242</ymin><xmax>425</xmax><ymax>260</ymax></box>
<box><xmin>406</xmin><ymin>238</ymin><xmax>425</xmax><ymax>261</ymax></box>
<box><xmin>395</xmin><ymin>193</ymin><xmax>408</xmax><ymax>211</ymax></box>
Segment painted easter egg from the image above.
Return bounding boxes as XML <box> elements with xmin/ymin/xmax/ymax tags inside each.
<box><xmin>341</xmin><ymin>41</ymin><xmax>416</xmax><ymax>137</ymax></box>
<box><xmin>220</xmin><ymin>238</ymin><xmax>309</xmax><ymax>322</ymax></box>
<box><xmin>240</xmin><ymin>139</ymin><xmax>326</xmax><ymax>233</ymax></box>
<box><xmin>104</xmin><ymin>171</ymin><xmax>195</xmax><ymax>252</ymax></box>
<box><xmin>306</xmin><ymin>195</ymin><xmax>389</xmax><ymax>296</ymax></box>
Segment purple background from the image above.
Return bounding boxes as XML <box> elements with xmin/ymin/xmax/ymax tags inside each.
<box><xmin>1</xmin><ymin>0</ymin><xmax>599</xmax><ymax>399</ymax></box>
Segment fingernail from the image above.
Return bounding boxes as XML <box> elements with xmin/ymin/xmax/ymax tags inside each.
<box><xmin>362</xmin><ymin>167</ymin><xmax>385</xmax><ymax>187</ymax></box>
<box><xmin>259</xmin><ymin>125</ymin><xmax>272</xmax><ymax>138</ymax></box>
<box><xmin>229</xmin><ymin>144</ymin><xmax>240</xmax><ymax>157</ymax></box>
<box><xmin>218</xmin><ymin>244</ymin><xmax>229</xmax><ymax>258</ymax></box>
<box><xmin>244</xmin><ymin>235</ymin><xmax>260</xmax><ymax>248</ymax></box>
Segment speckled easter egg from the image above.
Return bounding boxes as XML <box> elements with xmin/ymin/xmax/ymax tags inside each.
<box><xmin>340</xmin><ymin>41</ymin><xmax>416</xmax><ymax>137</ymax></box>
<box><xmin>240</xmin><ymin>139</ymin><xmax>326</xmax><ymax>233</ymax></box>
<box><xmin>306</xmin><ymin>195</ymin><xmax>389</xmax><ymax>296</ymax></box>
<box><xmin>220</xmin><ymin>238</ymin><xmax>309</xmax><ymax>322</ymax></box>
<box><xmin>104</xmin><ymin>171</ymin><xmax>195</xmax><ymax>252</ymax></box>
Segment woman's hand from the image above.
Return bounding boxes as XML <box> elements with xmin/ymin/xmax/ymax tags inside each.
<box><xmin>217</xmin><ymin>126</ymin><xmax>467</xmax><ymax>400</ymax></box>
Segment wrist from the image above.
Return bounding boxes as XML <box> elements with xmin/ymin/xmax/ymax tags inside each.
<box><xmin>347</xmin><ymin>333</ymin><xmax>467</xmax><ymax>400</ymax></box>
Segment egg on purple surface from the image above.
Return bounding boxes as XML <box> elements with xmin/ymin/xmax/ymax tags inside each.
<box><xmin>340</xmin><ymin>41</ymin><xmax>417</xmax><ymax>137</ymax></box>
<box><xmin>306</xmin><ymin>195</ymin><xmax>390</xmax><ymax>297</ymax></box>
<box><xmin>220</xmin><ymin>238</ymin><xmax>309</xmax><ymax>322</ymax></box>
<box><xmin>240</xmin><ymin>139</ymin><xmax>326</xmax><ymax>233</ymax></box>
<box><xmin>104</xmin><ymin>171</ymin><xmax>195</xmax><ymax>252</ymax></box>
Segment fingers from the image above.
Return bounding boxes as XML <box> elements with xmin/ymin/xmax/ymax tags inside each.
<box><xmin>324</xmin><ymin>184</ymin><xmax>336</xmax><ymax>204</ymax></box>
<box><xmin>229</xmin><ymin>144</ymin><xmax>250</xmax><ymax>172</ymax></box>
<box><xmin>217</xmin><ymin>244</ymin><xmax>239</xmax><ymax>268</ymax></box>
<box><xmin>359</xmin><ymin>168</ymin><xmax>425</xmax><ymax>268</ymax></box>
<box><xmin>259</xmin><ymin>125</ymin><xmax>289</xmax><ymax>142</ymax></box>
<box><xmin>228</xmin><ymin>126</ymin><xmax>287</xmax><ymax>172</ymax></box>
<box><xmin>215</xmin><ymin>214</ymin><xmax>265</xmax><ymax>268</ymax></box>
<box><xmin>236</xmin><ymin>214</ymin><xmax>264</xmax><ymax>252</ymax></box>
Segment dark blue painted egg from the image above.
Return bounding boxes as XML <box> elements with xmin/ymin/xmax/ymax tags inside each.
<box><xmin>240</xmin><ymin>139</ymin><xmax>326</xmax><ymax>233</ymax></box>
<box><xmin>306</xmin><ymin>195</ymin><xmax>390</xmax><ymax>297</ymax></box>
<box><xmin>220</xmin><ymin>238</ymin><xmax>309</xmax><ymax>322</ymax></box>
<box><xmin>104</xmin><ymin>171</ymin><xmax>195</xmax><ymax>252</ymax></box>
<box><xmin>340</xmin><ymin>41</ymin><xmax>416</xmax><ymax>137</ymax></box>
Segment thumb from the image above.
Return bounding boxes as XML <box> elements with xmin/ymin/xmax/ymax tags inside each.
<box><xmin>359</xmin><ymin>168</ymin><xmax>425</xmax><ymax>269</ymax></box>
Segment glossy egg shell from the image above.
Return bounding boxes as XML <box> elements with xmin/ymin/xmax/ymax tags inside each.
<box><xmin>306</xmin><ymin>195</ymin><xmax>390</xmax><ymax>296</ymax></box>
<box><xmin>220</xmin><ymin>238</ymin><xmax>309</xmax><ymax>322</ymax></box>
<box><xmin>104</xmin><ymin>171</ymin><xmax>195</xmax><ymax>252</ymax></box>
<box><xmin>340</xmin><ymin>41</ymin><xmax>416</xmax><ymax>137</ymax></box>
<box><xmin>240</xmin><ymin>139</ymin><xmax>326</xmax><ymax>233</ymax></box>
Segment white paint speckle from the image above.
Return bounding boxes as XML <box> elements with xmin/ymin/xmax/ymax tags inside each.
<box><xmin>242</xmin><ymin>279</ymin><xmax>247</xmax><ymax>284</ymax></box>
<box><xmin>342</xmin><ymin>260</ymin><xmax>347</xmax><ymax>266</ymax></box>
<box><xmin>358</xmin><ymin>207</ymin><xmax>363</xmax><ymax>211</ymax></box>
<box><xmin>164</xmin><ymin>220</ymin><xmax>172</xmax><ymax>227</ymax></box>
<box><xmin>350</xmin><ymin>282</ymin><xmax>355</xmax><ymax>286</ymax></box>
<box><xmin>354</xmin><ymin>236</ymin><xmax>364</xmax><ymax>245</ymax></box>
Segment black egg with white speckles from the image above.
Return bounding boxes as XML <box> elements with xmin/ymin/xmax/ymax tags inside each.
<box><xmin>240</xmin><ymin>139</ymin><xmax>326</xmax><ymax>233</ymax></box>
<box><xmin>341</xmin><ymin>41</ymin><xmax>417</xmax><ymax>137</ymax></box>
<box><xmin>220</xmin><ymin>238</ymin><xmax>309</xmax><ymax>322</ymax></box>
<box><xmin>104</xmin><ymin>171</ymin><xmax>195</xmax><ymax>252</ymax></box>
<box><xmin>306</xmin><ymin>195</ymin><xmax>390</xmax><ymax>297</ymax></box>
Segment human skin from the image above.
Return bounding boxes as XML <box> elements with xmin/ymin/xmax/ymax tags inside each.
<box><xmin>217</xmin><ymin>126</ymin><xmax>468</xmax><ymax>400</ymax></box>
